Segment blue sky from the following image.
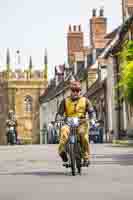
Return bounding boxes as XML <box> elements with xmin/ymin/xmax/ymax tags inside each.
<box><xmin>0</xmin><ymin>0</ymin><xmax>122</xmax><ymax>79</ymax></box>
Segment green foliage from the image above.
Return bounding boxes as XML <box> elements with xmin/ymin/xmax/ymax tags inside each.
<box><xmin>120</xmin><ymin>40</ymin><xmax>133</xmax><ymax>63</ymax></box>
<box><xmin>119</xmin><ymin>40</ymin><xmax>133</xmax><ymax>105</ymax></box>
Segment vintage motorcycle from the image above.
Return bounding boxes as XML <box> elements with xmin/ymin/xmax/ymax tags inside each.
<box><xmin>58</xmin><ymin>117</ymin><xmax>85</xmax><ymax>176</ymax></box>
<box><xmin>7</xmin><ymin>121</ymin><xmax>17</xmax><ymax>145</ymax></box>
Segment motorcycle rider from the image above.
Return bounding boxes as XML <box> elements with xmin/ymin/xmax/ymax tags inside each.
<box><xmin>55</xmin><ymin>80</ymin><xmax>96</xmax><ymax>166</ymax></box>
<box><xmin>6</xmin><ymin>110</ymin><xmax>18</xmax><ymax>144</ymax></box>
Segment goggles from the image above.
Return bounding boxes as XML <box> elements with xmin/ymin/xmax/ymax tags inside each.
<box><xmin>71</xmin><ymin>88</ymin><xmax>81</xmax><ymax>93</ymax></box>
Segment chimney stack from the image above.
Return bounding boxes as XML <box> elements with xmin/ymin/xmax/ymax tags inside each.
<box><xmin>90</xmin><ymin>8</ymin><xmax>107</xmax><ymax>49</ymax></box>
<box><xmin>67</xmin><ymin>24</ymin><xmax>84</xmax><ymax>65</ymax></box>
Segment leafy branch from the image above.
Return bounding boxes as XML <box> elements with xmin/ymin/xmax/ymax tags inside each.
<box><xmin>118</xmin><ymin>40</ymin><xmax>133</xmax><ymax>105</ymax></box>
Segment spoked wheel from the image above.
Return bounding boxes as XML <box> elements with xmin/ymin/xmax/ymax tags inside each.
<box><xmin>69</xmin><ymin>144</ymin><xmax>76</xmax><ymax>176</ymax></box>
<box><xmin>75</xmin><ymin>143</ymin><xmax>82</xmax><ymax>175</ymax></box>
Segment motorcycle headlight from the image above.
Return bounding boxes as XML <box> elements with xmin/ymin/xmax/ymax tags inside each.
<box><xmin>67</xmin><ymin>117</ymin><xmax>79</xmax><ymax>127</ymax></box>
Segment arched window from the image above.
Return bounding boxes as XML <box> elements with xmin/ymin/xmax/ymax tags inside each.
<box><xmin>24</xmin><ymin>96</ymin><xmax>33</xmax><ymax>113</ymax></box>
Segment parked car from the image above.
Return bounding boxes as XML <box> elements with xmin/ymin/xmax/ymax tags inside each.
<box><xmin>89</xmin><ymin>127</ymin><xmax>100</xmax><ymax>143</ymax></box>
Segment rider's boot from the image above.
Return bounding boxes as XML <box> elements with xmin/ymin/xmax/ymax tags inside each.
<box><xmin>83</xmin><ymin>160</ymin><xmax>91</xmax><ymax>167</ymax></box>
<box><xmin>60</xmin><ymin>152</ymin><xmax>69</xmax><ymax>167</ymax></box>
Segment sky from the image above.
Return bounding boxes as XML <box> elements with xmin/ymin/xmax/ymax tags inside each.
<box><xmin>0</xmin><ymin>0</ymin><xmax>122</xmax><ymax>79</ymax></box>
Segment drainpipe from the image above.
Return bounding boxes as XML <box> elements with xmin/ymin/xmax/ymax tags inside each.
<box><xmin>115</xmin><ymin>56</ymin><xmax>121</xmax><ymax>139</ymax></box>
<box><xmin>85</xmin><ymin>55</ymin><xmax>88</xmax><ymax>93</ymax></box>
<box><xmin>103</xmin><ymin>80</ymin><xmax>108</xmax><ymax>142</ymax></box>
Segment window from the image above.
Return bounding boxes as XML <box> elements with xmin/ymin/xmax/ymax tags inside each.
<box><xmin>24</xmin><ymin>96</ymin><xmax>33</xmax><ymax>113</ymax></box>
<box><xmin>87</xmin><ymin>54</ymin><xmax>93</xmax><ymax>67</ymax></box>
<box><xmin>128</xmin><ymin>7</ymin><xmax>133</xmax><ymax>17</ymax></box>
<box><xmin>96</xmin><ymin>48</ymin><xmax>104</xmax><ymax>58</ymax></box>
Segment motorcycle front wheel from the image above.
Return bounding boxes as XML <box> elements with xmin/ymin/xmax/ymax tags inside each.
<box><xmin>69</xmin><ymin>144</ymin><xmax>76</xmax><ymax>176</ymax></box>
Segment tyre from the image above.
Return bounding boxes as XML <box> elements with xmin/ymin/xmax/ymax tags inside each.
<box><xmin>10</xmin><ymin>131</ymin><xmax>16</xmax><ymax>145</ymax></box>
<box><xmin>75</xmin><ymin>143</ymin><xmax>82</xmax><ymax>175</ymax></box>
<box><xmin>69</xmin><ymin>144</ymin><xmax>76</xmax><ymax>176</ymax></box>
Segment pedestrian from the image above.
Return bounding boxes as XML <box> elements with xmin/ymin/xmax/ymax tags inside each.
<box><xmin>6</xmin><ymin>110</ymin><xmax>18</xmax><ymax>145</ymax></box>
<box><xmin>98</xmin><ymin>120</ymin><xmax>104</xmax><ymax>143</ymax></box>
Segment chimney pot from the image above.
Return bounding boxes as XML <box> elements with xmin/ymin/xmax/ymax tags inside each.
<box><xmin>92</xmin><ymin>9</ymin><xmax>96</xmax><ymax>17</ymax></box>
<box><xmin>69</xmin><ymin>25</ymin><xmax>72</xmax><ymax>32</ymax></box>
<box><xmin>78</xmin><ymin>25</ymin><xmax>81</xmax><ymax>32</ymax></box>
<box><xmin>73</xmin><ymin>25</ymin><xmax>76</xmax><ymax>31</ymax></box>
<box><xmin>100</xmin><ymin>8</ymin><xmax>104</xmax><ymax>17</ymax></box>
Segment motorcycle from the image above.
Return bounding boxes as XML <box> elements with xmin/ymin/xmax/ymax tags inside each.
<box><xmin>55</xmin><ymin>116</ymin><xmax>90</xmax><ymax>176</ymax></box>
<box><xmin>64</xmin><ymin>117</ymin><xmax>82</xmax><ymax>176</ymax></box>
<box><xmin>7</xmin><ymin>126</ymin><xmax>17</xmax><ymax>145</ymax></box>
<box><xmin>89</xmin><ymin>120</ymin><xmax>101</xmax><ymax>143</ymax></box>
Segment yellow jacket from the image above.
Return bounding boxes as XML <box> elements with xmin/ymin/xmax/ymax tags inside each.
<box><xmin>64</xmin><ymin>96</ymin><xmax>88</xmax><ymax>118</ymax></box>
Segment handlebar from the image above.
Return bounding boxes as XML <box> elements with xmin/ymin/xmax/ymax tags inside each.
<box><xmin>55</xmin><ymin>117</ymin><xmax>90</xmax><ymax>124</ymax></box>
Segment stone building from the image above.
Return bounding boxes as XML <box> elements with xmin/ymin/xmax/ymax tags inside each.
<box><xmin>0</xmin><ymin>49</ymin><xmax>47</xmax><ymax>144</ymax></box>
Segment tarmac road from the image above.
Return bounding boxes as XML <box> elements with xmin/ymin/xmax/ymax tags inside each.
<box><xmin>0</xmin><ymin>144</ymin><xmax>133</xmax><ymax>200</ymax></box>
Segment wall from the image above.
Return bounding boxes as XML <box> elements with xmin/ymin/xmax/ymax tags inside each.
<box><xmin>0</xmin><ymin>81</ymin><xmax>8</xmax><ymax>144</ymax></box>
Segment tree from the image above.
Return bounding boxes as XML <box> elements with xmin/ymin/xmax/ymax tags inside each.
<box><xmin>119</xmin><ymin>40</ymin><xmax>133</xmax><ymax>105</ymax></box>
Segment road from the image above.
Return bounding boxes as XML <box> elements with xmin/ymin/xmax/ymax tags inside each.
<box><xmin>0</xmin><ymin>144</ymin><xmax>133</xmax><ymax>200</ymax></box>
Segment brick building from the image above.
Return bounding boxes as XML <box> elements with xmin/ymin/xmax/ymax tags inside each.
<box><xmin>122</xmin><ymin>0</ymin><xmax>133</xmax><ymax>21</ymax></box>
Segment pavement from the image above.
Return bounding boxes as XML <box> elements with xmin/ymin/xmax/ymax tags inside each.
<box><xmin>0</xmin><ymin>144</ymin><xmax>133</xmax><ymax>200</ymax></box>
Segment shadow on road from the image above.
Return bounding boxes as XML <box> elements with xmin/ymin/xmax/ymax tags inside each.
<box><xmin>0</xmin><ymin>171</ymin><xmax>83</xmax><ymax>177</ymax></box>
<box><xmin>92</xmin><ymin>160</ymin><xmax>133</xmax><ymax>166</ymax></box>
<box><xmin>92</xmin><ymin>153</ymin><xmax>133</xmax><ymax>166</ymax></box>
<box><xmin>10</xmin><ymin>171</ymin><xmax>69</xmax><ymax>176</ymax></box>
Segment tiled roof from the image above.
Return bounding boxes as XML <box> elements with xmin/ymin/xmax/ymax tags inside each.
<box><xmin>39</xmin><ymin>72</ymin><xmax>72</xmax><ymax>103</ymax></box>
<box><xmin>104</xmin><ymin>27</ymin><xmax>120</xmax><ymax>39</ymax></box>
<box><xmin>55</xmin><ymin>64</ymin><xmax>65</xmax><ymax>75</ymax></box>
<box><xmin>75</xmin><ymin>67</ymin><xmax>88</xmax><ymax>81</ymax></box>
<box><xmin>112</xmin><ymin>15</ymin><xmax>133</xmax><ymax>51</ymax></box>
<box><xmin>100</xmin><ymin>15</ymin><xmax>133</xmax><ymax>58</ymax></box>
<box><xmin>39</xmin><ymin>82</ymin><xmax>56</xmax><ymax>103</ymax></box>
<box><xmin>39</xmin><ymin>65</ymin><xmax>88</xmax><ymax>104</ymax></box>
<box><xmin>85</xmin><ymin>79</ymin><xmax>106</xmax><ymax>98</ymax></box>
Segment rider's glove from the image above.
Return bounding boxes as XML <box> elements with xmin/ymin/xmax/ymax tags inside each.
<box><xmin>91</xmin><ymin>119</ymin><xmax>95</xmax><ymax>125</ymax></box>
<box><xmin>90</xmin><ymin>119</ymin><xmax>97</xmax><ymax>129</ymax></box>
